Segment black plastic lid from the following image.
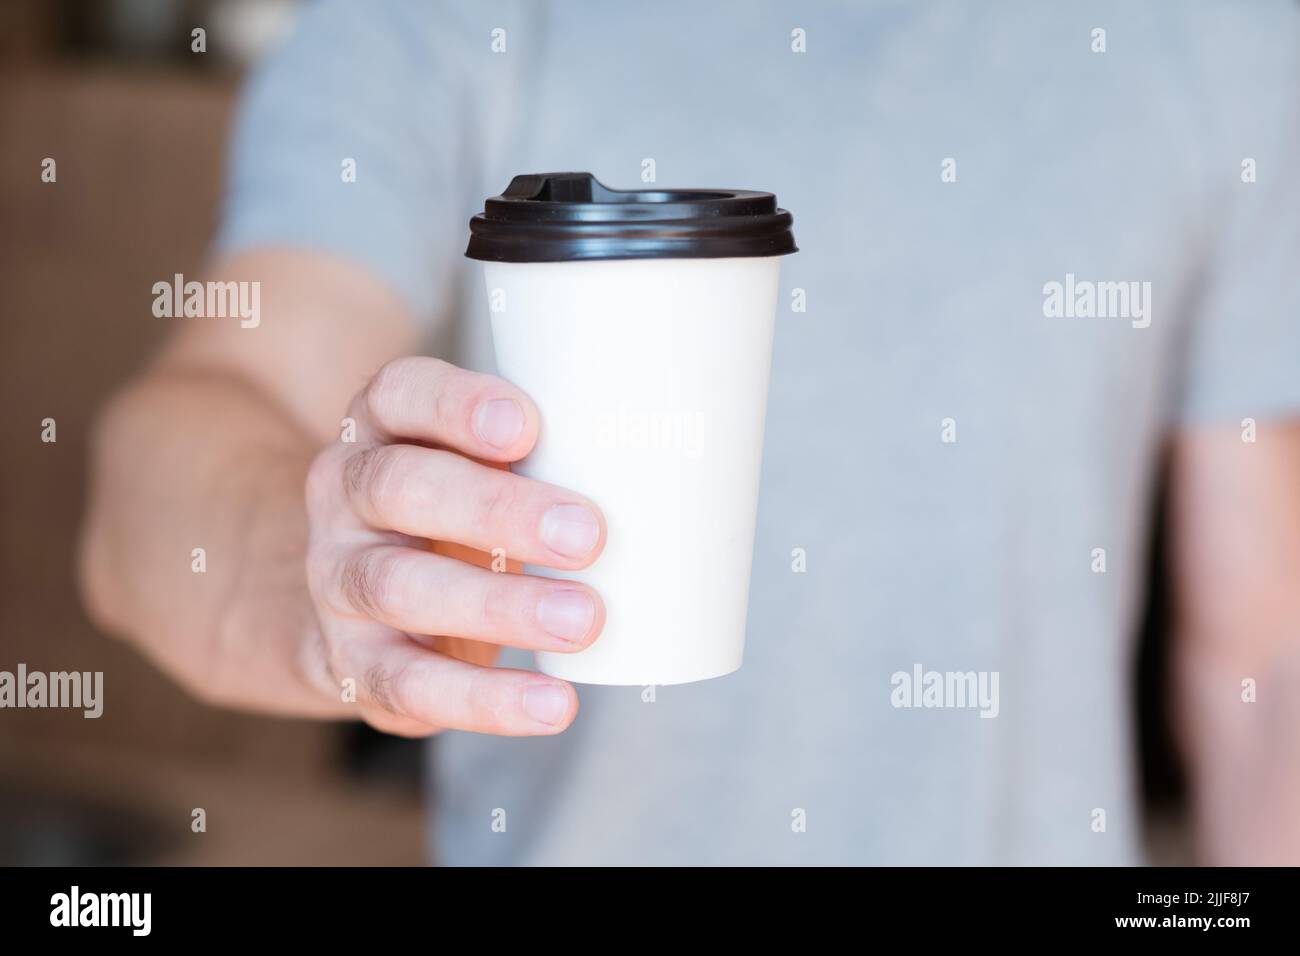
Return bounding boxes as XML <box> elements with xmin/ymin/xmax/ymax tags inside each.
<box><xmin>465</xmin><ymin>172</ymin><xmax>797</xmax><ymax>262</ymax></box>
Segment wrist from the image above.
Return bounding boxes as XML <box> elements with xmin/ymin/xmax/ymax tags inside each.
<box><xmin>210</xmin><ymin>451</ymin><xmax>346</xmax><ymax>718</ymax></box>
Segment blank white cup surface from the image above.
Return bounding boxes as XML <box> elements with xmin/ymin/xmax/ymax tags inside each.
<box><xmin>484</xmin><ymin>256</ymin><xmax>781</xmax><ymax>685</ymax></box>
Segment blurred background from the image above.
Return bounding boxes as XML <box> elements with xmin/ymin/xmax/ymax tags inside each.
<box><xmin>0</xmin><ymin>0</ymin><xmax>1187</xmax><ymax>865</ymax></box>
<box><xmin>0</xmin><ymin>0</ymin><xmax>424</xmax><ymax>866</ymax></box>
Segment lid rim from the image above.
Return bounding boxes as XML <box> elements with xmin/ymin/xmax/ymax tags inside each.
<box><xmin>465</xmin><ymin>172</ymin><xmax>797</xmax><ymax>263</ymax></box>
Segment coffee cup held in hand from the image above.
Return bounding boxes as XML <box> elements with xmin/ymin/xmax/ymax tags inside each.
<box><xmin>466</xmin><ymin>172</ymin><xmax>796</xmax><ymax>685</ymax></box>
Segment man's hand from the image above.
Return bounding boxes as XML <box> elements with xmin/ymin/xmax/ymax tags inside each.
<box><xmin>79</xmin><ymin>250</ymin><xmax>603</xmax><ymax>739</ymax></box>
<box><xmin>304</xmin><ymin>356</ymin><xmax>606</xmax><ymax>736</ymax></box>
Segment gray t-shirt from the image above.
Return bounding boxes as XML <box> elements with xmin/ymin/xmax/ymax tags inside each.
<box><xmin>218</xmin><ymin>0</ymin><xmax>1300</xmax><ymax>864</ymax></box>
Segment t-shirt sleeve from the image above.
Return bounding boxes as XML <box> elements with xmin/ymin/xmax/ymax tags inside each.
<box><xmin>213</xmin><ymin>0</ymin><xmax>473</xmax><ymax>322</ymax></box>
<box><xmin>1176</xmin><ymin>8</ymin><xmax>1300</xmax><ymax>426</ymax></box>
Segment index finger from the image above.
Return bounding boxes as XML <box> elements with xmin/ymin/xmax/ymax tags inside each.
<box><xmin>356</xmin><ymin>356</ymin><xmax>540</xmax><ymax>462</ymax></box>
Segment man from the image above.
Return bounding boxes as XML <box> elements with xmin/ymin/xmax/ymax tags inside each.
<box><xmin>80</xmin><ymin>1</ymin><xmax>1300</xmax><ymax>864</ymax></box>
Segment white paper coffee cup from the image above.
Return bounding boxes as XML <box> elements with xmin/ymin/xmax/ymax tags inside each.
<box><xmin>466</xmin><ymin>173</ymin><xmax>796</xmax><ymax>685</ymax></box>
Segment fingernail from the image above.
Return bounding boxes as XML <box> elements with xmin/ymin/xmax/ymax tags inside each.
<box><xmin>540</xmin><ymin>503</ymin><xmax>601</xmax><ymax>559</ymax></box>
<box><xmin>475</xmin><ymin>398</ymin><xmax>525</xmax><ymax>449</ymax></box>
<box><xmin>523</xmin><ymin>684</ymin><xmax>570</xmax><ymax>726</ymax></box>
<box><xmin>536</xmin><ymin>589</ymin><xmax>596</xmax><ymax>644</ymax></box>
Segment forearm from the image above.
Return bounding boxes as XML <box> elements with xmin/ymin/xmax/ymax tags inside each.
<box><xmin>1169</xmin><ymin>422</ymin><xmax>1300</xmax><ymax>864</ymax></box>
<box><xmin>79</xmin><ymin>250</ymin><xmax>421</xmax><ymax>717</ymax></box>
<box><xmin>1175</xmin><ymin>627</ymin><xmax>1300</xmax><ymax>865</ymax></box>
<box><xmin>79</xmin><ymin>362</ymin><xmax>337</xmax><ymax>716</ymax></box>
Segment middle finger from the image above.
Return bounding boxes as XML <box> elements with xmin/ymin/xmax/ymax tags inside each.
<box><xmin>342</xmin><ymin>443</ymin><xmax>606</xmax><ymax>569</ymax></box>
